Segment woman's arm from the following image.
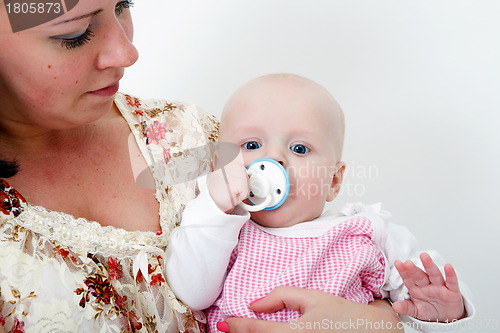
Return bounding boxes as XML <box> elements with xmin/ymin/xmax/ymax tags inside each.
<box><xmin>221</xmin><ymin>286</ymin><xmax>403</xmax><ymax>333</ymax></box>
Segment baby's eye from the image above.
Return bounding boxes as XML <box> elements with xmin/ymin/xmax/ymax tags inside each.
<box><xmin>243</xmin><ymin>141</ymin><xmax>261</xmax><ymax>150</ymax></box>
<box><xmin>290</xmin><ymin>144</ymin><xmax>310</xmax><ymax>155</ymax></box>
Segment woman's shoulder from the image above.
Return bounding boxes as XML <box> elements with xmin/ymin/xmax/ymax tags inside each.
<box><xmin>114</xmin><ymin>92</ymin><xmax>212</xmax><ymax>119</ymax></box>
<box><xmin>115</xmin><ymin>92</ymin><xmax>191</xmax><ymax>113</ymax></box>
<box><xmin>115</xmin><ymin>92</ymin><xmax>218</xmax><ymax>135</ymax></box>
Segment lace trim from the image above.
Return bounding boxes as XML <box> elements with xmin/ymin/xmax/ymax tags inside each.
<box><xmin>14</xmin><ymin>205</ymin><xmax>166</xmax><ymax>258</ymax></box>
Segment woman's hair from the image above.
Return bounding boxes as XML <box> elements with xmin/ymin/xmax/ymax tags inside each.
<box><xmin>0</xmin><ymin>158</ymin><xmax>19</xmax><ymax>178</ymax></box>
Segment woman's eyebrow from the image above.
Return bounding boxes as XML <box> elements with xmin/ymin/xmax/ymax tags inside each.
<box><xmin>51</xmin><ymin>9</ymin><xmax>102</xmax><ymax>26</ymax></box>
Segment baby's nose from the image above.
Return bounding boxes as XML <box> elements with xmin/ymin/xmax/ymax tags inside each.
<box><xmin>265</xmin><ymin>146</ymin><xmax>286</xmax><ymax>168</ymax></box>
<box><xmin>271</xmin><ymin>159</ymin><xmax>285</xmax><ymax>169</ymax></box>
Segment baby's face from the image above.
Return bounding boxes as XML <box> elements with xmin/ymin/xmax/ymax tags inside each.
<box><xmin>220</xmin><ymin>75</ymin><xmax>345</xmax><ymax>228</ymax></box>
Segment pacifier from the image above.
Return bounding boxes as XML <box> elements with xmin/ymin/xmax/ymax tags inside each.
<box><xmin>238</xmin><ymin>158</ymin><xmax>290</xmax><ymax>212</ymax></box>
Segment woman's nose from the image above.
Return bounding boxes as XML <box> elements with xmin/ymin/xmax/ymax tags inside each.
<box><xmin>96</xmin><ymin>20</ymin><xmax>139</xmax><ymax>70</ymax></box>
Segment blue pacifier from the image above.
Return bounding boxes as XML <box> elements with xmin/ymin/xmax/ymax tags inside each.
<box><xmin>238</xmin><ymin>158</ymin><xmax>290</xmax><ymax>212</ymax></box>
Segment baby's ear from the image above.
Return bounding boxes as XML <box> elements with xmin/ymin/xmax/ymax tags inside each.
<box><xmin>326</xmin><ymin>162</ymin><xmax>345</xmax><ymax>202</ymax></box>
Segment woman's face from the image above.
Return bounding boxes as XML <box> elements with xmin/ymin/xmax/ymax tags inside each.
<box><xmin>0</xmin><ymin>0</ymin><xmax>138</xmax><ymax>131</ymax></box>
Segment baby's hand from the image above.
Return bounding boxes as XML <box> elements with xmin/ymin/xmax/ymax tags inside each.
<box><xmin>207</xmin><ymin>155</ymin><xmax>249</xmax><ymax>213</ymax></box>
<box><xmin>392</xmin><ymin>253</ymin><xmax>466</xmax><ymax>322</ymax></box>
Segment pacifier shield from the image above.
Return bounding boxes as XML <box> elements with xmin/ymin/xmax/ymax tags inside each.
<box><xmin>246</xmin><ymin>158</ymin><xmax>290</xmax><ymax>211</ymax></box>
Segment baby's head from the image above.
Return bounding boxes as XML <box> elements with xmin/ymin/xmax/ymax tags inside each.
<box><xmin>220</xmin><ymin>74</ymin><xmax>346</xmax><ymax>228</ymax></box>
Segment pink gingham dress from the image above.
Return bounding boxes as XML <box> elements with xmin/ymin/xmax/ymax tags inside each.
<box><xmin>205</xmin><ymin>216</ymin><xmax>386</xmax><ymax>332</ymax></box>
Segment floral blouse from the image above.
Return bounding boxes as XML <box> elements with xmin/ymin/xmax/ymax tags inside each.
<box><xmin>0</xmin><ymin>93</ymin><xmax>219</xmax><ymax>333</ymax></box>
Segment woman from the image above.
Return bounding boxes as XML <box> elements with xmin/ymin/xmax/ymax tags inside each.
<box><xmin>0</xmin><ymin>0</ymin><xmax>401</xmax><ymax>331</ymax></box>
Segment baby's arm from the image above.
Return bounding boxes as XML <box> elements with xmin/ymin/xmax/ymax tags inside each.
<box><xmin>392</xmin><ymin>253</ymin><xmax>465</xmax><ymax>321</ymax></box>
<box><xmin>165</xmin><ymin>159</ymin><xmax>250</xmax><ymax>310</ymax></box>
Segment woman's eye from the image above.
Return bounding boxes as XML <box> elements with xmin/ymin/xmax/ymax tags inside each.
<box><xmin>243</xmin><ymin>142</ymin><xmax>261</xmax><ymax>150</ymax></box>
<box><xmin>290</xmin><ymin>144</ymin><xmax>310</xmax><ymax>155</ymax></box>
<box><xmin>57</xmin><ymin>29</ymin><xmax>95</xmax><ymax>49</ymax></box>
<box><xmin>116</xmin><ymin>0</ymin><xmax>134</xmax><ymax>15</ymax></box>
<box><xmin>53</xmin><ymin>1</ymin><xmax>133</xmax><ymax>49</ymax></box>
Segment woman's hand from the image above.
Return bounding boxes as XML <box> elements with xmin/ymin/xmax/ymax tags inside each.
<box><xmin>218</xmin><ymin>286</ymin><xmax>403</xmax><ymax>332</ymax></box>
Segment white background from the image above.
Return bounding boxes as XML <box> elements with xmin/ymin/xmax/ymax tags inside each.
<box><xmin>121</xmin><ymin>1</ymin><xmax>500</xmax><ymax>331</ymax></box>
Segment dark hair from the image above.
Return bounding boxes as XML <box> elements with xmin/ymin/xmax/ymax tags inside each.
<box><xmin>0</xmin><ymin>158</ymin><xmax>19</xmax><ymax>178</ymax></box>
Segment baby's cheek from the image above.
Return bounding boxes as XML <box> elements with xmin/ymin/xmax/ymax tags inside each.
<box><xmin>292</xmin><ymin>176</ymin><xmax>329</xmax><ymax>201</ymax></box>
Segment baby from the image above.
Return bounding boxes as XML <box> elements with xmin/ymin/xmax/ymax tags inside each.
<box><xmin>166</xmin><ymin>74</ymin><xmax>472</xmax><ymax>332</ymax></box>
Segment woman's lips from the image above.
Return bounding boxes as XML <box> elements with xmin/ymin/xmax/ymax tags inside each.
<box><xmin>89</xmin><ymin>82</ymin><xmax>119</xmax><ymax>97</ymax></box>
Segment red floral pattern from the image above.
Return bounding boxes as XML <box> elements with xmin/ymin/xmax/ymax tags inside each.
<box><xmin>133</xmin><ymin>257</ymin><xmax>166</xmax><ymax>287</ymax></box>
<box><xmin>59</xmin><ymin>248</ymin><xmax>70</xmax><ymax>260</ymax></box>
<box><xmin>144</xmin><ymin>120</ymin><xmax>168</xmax><ymax>145</ymax></box>
<box><xmin>74</xmin><ymin>273</ymin><xmax>146</xmax><ymax>330</ymax></box>
<box><xmin>76</xmin><ymin>274</ymin><xmax>114</xmax><ymax>308</ymax></box>
<box><xmin>125</xmin><ymin>94</ymin><xmax>145</xmax><ymax>117</ymax></box>
<box><xmin>163</xmin><ymin>148</ymin><xmax>172</xmax><ymax>164</ymax></box>
<box><xmin>108</xmin><ymin>257</ymin><xmax>124</xmax><ymax>280</ymax></box>
<box><xmin>0</xmin><ymin>179</ymin><xmax>26</xmax><ymax>217</ymax></box>
<box><xmin>150</xmin><ymin>273</ymin><xmax>165</xmax><ymax>286</ymax></box>
<box><xmin>127</xmin><ymin>310</ymin><xmax>143</xmax><ymax>330</ymax></box>
<box><xmin>125</xmin><ymin>94</ymin><xmax>142</xmax><ymax>108</ymax></box>
<box><xmin>11</xmin><ymin>318</ymin><xmax>25</xmax><ymax>333</ymax></box>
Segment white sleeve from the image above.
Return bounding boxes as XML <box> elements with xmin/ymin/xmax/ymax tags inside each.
<box><xmin>380</xmin><ymin>223</ymin><xmax>476</xmax><ymax>332</ymax></box>
<box><xmin>165</xmin><ymin>176</ymin><xmax>249</xmax><ymax>310</ymax></box>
